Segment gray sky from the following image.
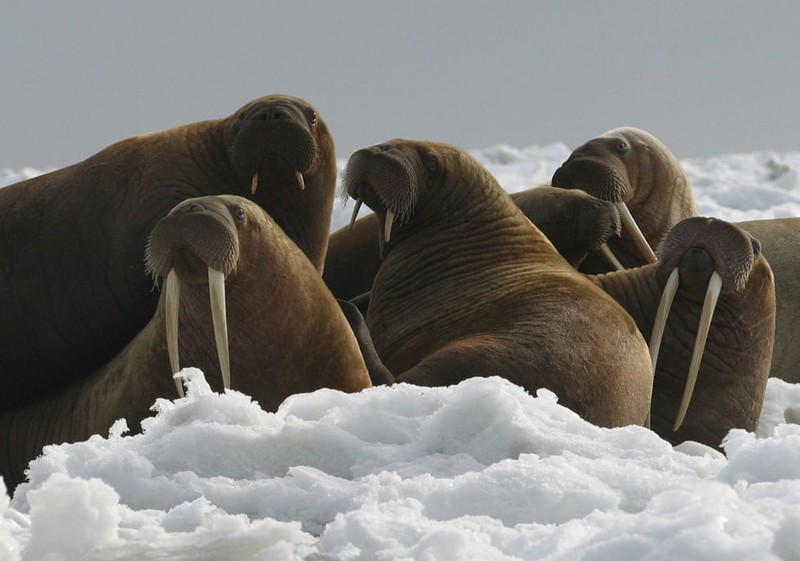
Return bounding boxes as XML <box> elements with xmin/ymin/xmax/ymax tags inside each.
<box><xmin>2</xmin><ymin>1</ymin><xmax>799</xmax><ymax>170</ymax></box>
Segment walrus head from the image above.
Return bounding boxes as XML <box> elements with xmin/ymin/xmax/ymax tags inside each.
<box><xmin>511</xmin><ymin>186</ymin><xmax>622</xmax><ymax>268</ymax></box>
<box><xmin>225</xmin><ymin>95</ymin><xmax>328</xmax><ymax>196</ymax></box>
<box><xmin>551</xmin><ymin>127</ymin><xmax>688</xmax><ymax>266</ymax></box>
<box><xmin>145</xmin><ymin>195</ymin><xmax>253</xmax><ymax>397</ymax></box>
<box><xmin>648</xmin><ymin>216</ymin><xmax>763</xmax><ymax>431</ymax></box>
<box><xmin>343</xmin><ymin>139</ymin><xmax>478</xmax><ymax>256</ymax></box>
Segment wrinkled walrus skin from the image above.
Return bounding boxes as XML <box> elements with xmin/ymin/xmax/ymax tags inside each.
<box><xmin>0</xmin><ymin>195</ymin><xmax>371</xmax><ymax>490</ymax></box>
<box><xmin>344</xmin><ymin>138</ymin><xmax>654</xmax><ymax>429</ymax></box>
<box><xmin>0</xmin><ymin>94</ymin><xmax>337</xmax><ymax>409</ymax></box>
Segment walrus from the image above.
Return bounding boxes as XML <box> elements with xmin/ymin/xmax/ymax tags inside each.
<box><xmin>0</xmin><ymin>195</ymin><xmax>372</xmax><ymax>490</ymax></box>
<box><xmin>551</xmin><ymin>127</ymin><xmax>798</xmax><ymax>384</ymax></box>
<box><xmin>344</xmin><ymin>138</ymin><xmax>654</xmax><ymax>428</ymax></box>
<box><xmin>323</xmin><ymin>185</ymin><xmax>621</xmax><ymax>301</ymax></box>
<box><xmin>0</xmin><ymin>94</ymin><xmax>336</xmax><ymax>409</ymax></box>
<box><xmin>592</xmin><ymin>216</ymin><xmax>775</xmax><ymax>446</ymax></box>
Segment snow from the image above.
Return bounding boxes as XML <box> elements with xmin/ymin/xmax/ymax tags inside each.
<box><xmin>3</xmin><ymin>144</ymin><xmax>800</xmax><ymax>560</ymax></box>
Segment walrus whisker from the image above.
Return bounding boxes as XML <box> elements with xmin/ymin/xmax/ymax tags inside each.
<box><xmin>598</xmin><ymin>243</ymin><xmax>624</xmax><ymax>270</ymax></box>
<box><xmin>251</xmin><ymin>173</ymin><xmax>259</xmax><ymax>195</ymax></box>
<box><xmin>165</xmin><ymin>269</ymin><xmax>184</xmax><ymax>398</ymax></box>
<box><xmin>617</xmin><ymin>203</ymin><xmax>658</xmax><ymax>263</ymax></box>
<box><xmin>208</xmin><ymin>267</ymin><xmax>231</xmax><ymax>391</ymax></box>
<box><xmin>647</xmin><ymin>267</ymin><xmax>680</xmax><ymax>428</ymax></box>
<box><xmin>295</xmin><ymin>170</ymin><xmax>305</xmax><ymax>190</ymax></box>
<box><xmin>674</xmin><ymin>270</ymin><xmax>722</xmax><ymax>431</ymax></box>
<box><xmin>349</xmin><ymin>198</ymin><xmax>363</xmax><ymax>229</ymax></box>
<box><xmin>385</xmin><ymin>209</ymin><xmax>395</xmax><ymax>243</ymax></box>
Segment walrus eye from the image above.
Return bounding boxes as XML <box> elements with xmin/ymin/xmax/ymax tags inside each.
<box><xmin>423</xmin><ymin>154</ymin><xmax>439</xmax><ymax>173</ymax></box>
<box><xmin>615</xmin><ymin>141</ymin><xmax>629</xmax><ymax>154</ymax></box>
<box><xmin>307</xmin><ymin>110</ymin><xmax>318</xmax><ymax>127</ymax></box>
<box><xmin>233</xmin><ymin>206</ymin><xmax>246</xmax><ymax>222</ymax></box>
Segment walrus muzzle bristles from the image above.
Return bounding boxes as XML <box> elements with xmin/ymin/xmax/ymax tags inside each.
<box><xmin>648</xmin><ymin>268</ymin><xmax>723</xmax><ymax>431</ymax></box>
<box><xmin>165</xmin><ymin>266</ymin><xmax>231</xmax><ymax>396</ymax></box>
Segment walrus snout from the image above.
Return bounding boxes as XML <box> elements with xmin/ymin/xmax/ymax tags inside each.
<box><xmin>146</xmin><ymin>199</ymin><xmax>240</xmax><ymax>282</ymax></box>
<box><xmin>657</xmin><ymin>217</ymin><xmax>756</xmax><ymax>292</ymax></box>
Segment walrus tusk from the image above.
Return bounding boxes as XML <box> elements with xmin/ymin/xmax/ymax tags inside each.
<box><xmin>384</xmin><ymin>209</ymin><xmax>395</xmax><ymax>243</ymax></box>
<box><xmin>295</xmin><ymin>170</ymin><xmax>305</xmax><ymax>190</ymax></box>
<box><xmin>349</xmin><ymin>198</ymin><xmax>363</xmax><ymax>229</ymax></box>
<box><xmin>208</xmin><ymin>267</ymin><xmax>231</xmax><ymax>391</ymax></box>
<box><xmin>165</xmin><ymin>269</ymin><xmax>184</xmax><ymax>398</ymax></box>
<box><xmin>673</xmin><ymin>270</ymin><xmax>722</xmax><ymax>431</ymax></box>
<box><xmin>598</xmin><ymin>243</ymin><xmax>624</xmax><ymax>271</ymax></box>
<box><xmin>251</xmin><ymin>173</ymin><xmax>259</xmax><ymax>195</ymax></box>
<box><xmin>647</xmin><ymin>267</ymin><xmax>680</xmax><ymax>428</ymax></box>
<box><xmin>617</xmin><ymin>203</ymin><xmax>658</xmax><ymax>264</ymax></box>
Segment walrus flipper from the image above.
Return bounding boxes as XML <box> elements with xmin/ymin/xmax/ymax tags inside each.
<box><xmin>337</xmin><ymin>299</ymin><xmax>394</xmax><ymax>386</ymax></box>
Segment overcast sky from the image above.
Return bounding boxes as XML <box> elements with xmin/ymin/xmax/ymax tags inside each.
<box><xmin>2</xmin><ymin>1</ymin><xmax>799</xmax><ymax>170</ymax></box>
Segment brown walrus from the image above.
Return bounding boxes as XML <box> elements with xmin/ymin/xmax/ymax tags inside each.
<box><xmin>323</xmin><ymin>185</ymin><xmax>621</xmax><ymax>301</ymax></box>
<box><xmin>0</xmin><ymin>94</ymin><xmax>336</xmax><ymax>409</ymax></box>
<box><xmin>592</xmin><ymin>217</ymin><xmax>775</xmax><ymax>447</ymax></box>
<box><xmin>344</xmin><ymin>138</ymin><xmax>654</xmax><ymax>428</ymax></box>
<box><xmin>551</xmin><ymin>127</ymin><xmax>797</xmax><ymax>384</ymax></box>
<box><xmin>0</xmin><ymin>195</ymin><xmax>372</xmax><ymax>490</ymax></box>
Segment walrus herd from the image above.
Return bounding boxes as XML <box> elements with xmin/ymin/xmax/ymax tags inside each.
<box><xmin>0</xmin><ymin>95</ymin><xmax>790</xmax><ymax>490</ymax></box>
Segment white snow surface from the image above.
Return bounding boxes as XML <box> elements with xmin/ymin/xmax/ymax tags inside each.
<box><xmin>3</xmin><ymin>145</ymin><xmax>800</xmax><ymax>560</ymax></box>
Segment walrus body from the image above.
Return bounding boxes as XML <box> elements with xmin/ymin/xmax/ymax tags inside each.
<box><xmin>0</xmin><ymin>195</ymin><xmax>371</xmax><ymax>489</ymax></box>
<box><xmin>0</xmin><ymin>94</ymin><xmax>336</xmax><ymax>408</ymax></box>
<box><xmin>344</xmin><ymin>139</ymin><xmax>653</xmax><ymax>428</ymax></box>
<box><xmin>736</xmin><ymin>218</ymin><xmax>800</xmax><ymax>383</ymax></box>
<box><xmin>551</xmin><ymin>127</ymin><xmax>796</xmax><ymax>383</ymax></box>
<box><xmin>323</xmin><ymin>185</ymin><xmax>620</xmax><ymax>301</ymax></box>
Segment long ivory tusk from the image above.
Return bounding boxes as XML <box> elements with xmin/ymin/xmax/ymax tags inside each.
<box><xmin>617</xmin><ymin>203</ymin><xmax>658</xmax><ymax>264</ymax></box>
<box><xmin>208</xmin><ymin>267</ymin><xmax>231</xmax><ymax>391</ymax></box>
<box><xmin>646</xmin><ymin>267</ymin><xmax>680</xmax><ymax>428</ymax></box>
<box><xmin>385</xmin><ymin>209</ymin><xmax>395</xmax><ymax>243</ymax></box>
<box><xmin>349</xmin><ymin>198</ymin><xmax>363</xmax><ymax>229</ymax></box>
<box><xmin>251</xmin><ymin>173</ymin><xmax>259</xmax><ymax>195</ymax></box>
<box><xmin>165</xmin><ymin>269</ymin><xmax>184</xmax><ymax>398</ymax></box>
<box><xmin>295</xmin><ymin>170</ymin><xmax>305</xmax><ymax>190</ymax></box>
<box><xmin>673</xmin><ymin>270</ymin><xmax>723</xmax><ymax>431</ymax></box>
<box><xmin>598</xmin><ymin>243</ymin><xmax>624</xmax><ymax>271</ymax></box>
